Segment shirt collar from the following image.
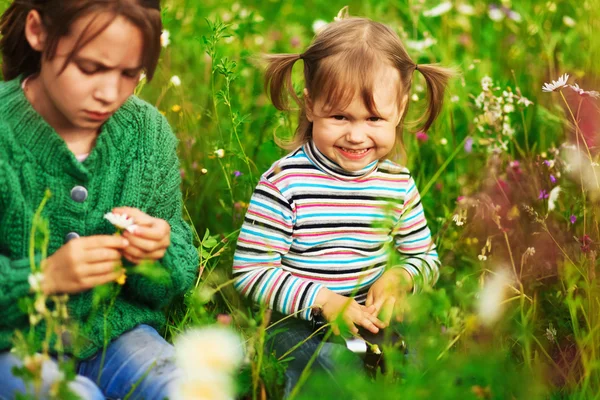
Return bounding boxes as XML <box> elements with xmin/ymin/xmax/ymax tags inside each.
<box><xmin>303</xmin><ymin>140</ymin><xmax>378</xmax><ymax>181</ymax></box>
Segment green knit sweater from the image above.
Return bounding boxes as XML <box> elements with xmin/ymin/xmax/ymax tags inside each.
<box><xmin>0</xmin><ymin>77</ymin><xmax>198</xmax><ymax>359</ymax></box>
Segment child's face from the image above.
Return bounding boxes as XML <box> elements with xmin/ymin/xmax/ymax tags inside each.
<box><xmin>307</xmin><ymin>65</ymin><xmax>406</xmax><ymax>172</ymax></box>
<box><xmin>28</xmin><ymin>12</ymin><xmax>144</xmax><ymax>134</ymax></box>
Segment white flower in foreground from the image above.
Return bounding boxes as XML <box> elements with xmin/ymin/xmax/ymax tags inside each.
<box><xmin>456</xmin><ymin>4</ymin><xmax>475</xmax><ymax>16</ymax></box>
<box><xmin>28</xmin><ymin>272</ymin><xmax>44</xmax><ymax>292</ymax></box>
<box><xmin>161</xmin><ymin>30</ymin><xmax>170</xmax><ymax>48</ymax></box>
<box><xmin>312</xmin><ymin>19</ymin><xmax>328</xmax><ymax>33</ymax></box>
<box><xmin>478</xmin><ymin>268</ymin><xmax>512</xmax><ymax>326</ymax></box>
<box><xmin>170</xmin><ymin>75</ymin><xmax>182</xmax><ymax>87</ymax></box>
<box><xmin>488</xmin><ymin>8</ymin><xmax>505</xmax><ymax>22</ymax></box>
<box><xmin>423</xmin><ymin>2</ymin><xmax>452</xmax><ymax>17</ymax></box>
<box><xmin>569</xmin><ymin>84</ymin><xmax>600</xmax><ymax>99</ymax></box>
<box><xmin>215</xmin><ymin>149</ymin><xmax>225</xmax><ymax>158</ymax></box>
<box><xmin>406</xmin><ymin>37</ymin><xmax>437</xmax><ymax>52</ymax></box>
<box><xmin>104</xmin><ymin>212</ymin><xmax>138</xmax><ymax>232</ymax></box>
<box><xmin>563</xmin><ymin>16</ymin><xmax>576</xmax><ymax>27</ymax></box>
<box><xmin>175</xmin><ymin>326</ymin><xmax>243</xmax><ymax>375</ymax></box>
<box><xmin>542</xmin><ymin>73</ymin><xmax>569</xmax><ymax>92</ymax></box>
<box><xmin>547</xmin><ymin>186</ymin><xmax>561</xmax><ymax>211</ymax></box>
<box><xmin>171</xmin><ymin>326</ymin><xmax>244</xmax><ymax>400</ymax></box>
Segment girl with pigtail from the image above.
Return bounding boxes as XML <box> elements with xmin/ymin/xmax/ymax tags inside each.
<box><xmin>0</xmin><ymin>0</ymin><xmax>198</xmax><ymax>398</ymax></box>
<box><xmin>233</xmin><ymin>15</ymin><xmax>453</xmax><ymax>395</ymax></box>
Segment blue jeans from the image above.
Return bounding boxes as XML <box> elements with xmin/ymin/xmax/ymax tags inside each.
<box><xmin>0</xmin><ymin>324</ymin><xmax>181</xmax><ymax>400</ymax></box>
<box><xmin>267</xmin><ymin>316</ymin><xmax>364</xmax><ymax>398</ymax></box>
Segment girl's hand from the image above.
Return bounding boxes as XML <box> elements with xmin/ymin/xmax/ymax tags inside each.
<box><xmin>315</xmin><ymin>288</ymin><xmax>386</xmax><ymax>335</ymax></box>
<box><xmin>41</xmin><ymin>235</ymin><xmax>129</xmax><ymax>295</ymax></box>
<box><xmin>365</xmin><ymin>269</ymin><xmax>413</xmax><ymax>324</ymax></box>
<box><xmin>112</xmin><ymin>207</ymin><xmax>171</xmax><ymax>265</ymax></box>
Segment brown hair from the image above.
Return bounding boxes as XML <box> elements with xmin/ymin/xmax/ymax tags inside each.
<box><xmin>264</xmin><ymin>17</ymin><xmax>455</xmax><ymax>161</ymax></box>
<box><xmin>0</xmin><ymin>0</ymin><xmax>162</xmax><ymax>82</ymax></box>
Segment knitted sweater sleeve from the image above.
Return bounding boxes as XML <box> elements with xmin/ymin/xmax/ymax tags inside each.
<box><xmin>392</xmin><ymin>174</ymin><xmax>440</xmax><ymax>293</ymax></box>
<box><xmin>122</xmin><ymin>113</ymin><xmax>198</xmax><ymax>309</ymax></box>
<box><xmin>232</xmin><ymin>176</ymin><xmax>323</xmax><ymax>321</ymax></box>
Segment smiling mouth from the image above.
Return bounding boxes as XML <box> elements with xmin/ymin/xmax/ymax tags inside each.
<box><xmin>339</xmin><ymin>147</ymin><xmax>370</xmax><ymax>154</ymax></box>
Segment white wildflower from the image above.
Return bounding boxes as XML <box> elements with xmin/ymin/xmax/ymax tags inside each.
<box><xmin>452</xmin><ymin>214</ymin><xmax>465</xmax><ymax>226</ymax></box>
<box><xmin>503</xmin><ymin>104</ymin><xmax>515</xmax><ymax>113</ymax></box>
<box><xmin>170</xmin><ymin>75</ymin><xmax>182</xmax><ymax>87</ymax></box>
<box><xmin>569</xmin><ymin>84</ymin><xmax>600</xmax><ymax>99</ymax></box>
<box><xmin>548</xmin><ymin>185</ymin><xmax>561</xmax><ymax>211</ymax></box>
<box><xmin>406</xmin><ymin>37</ymin><xmax>437</xmax><ymax>52</ymax></box>
<box><xmin>440</xmin><ymin>138</ymin><xmax>448</xmax><ymax>145</ymax></box>
<box><xmin>457</xmin><ymin>4</ymin><xmax>475</xmax><ymax>15</ymax></box>
<box><xmin>423</xmin><ymin>2</ymin><xmax>452</xmax><ymax>17</ymax></box>
<box><xmin>481</xmin><ymin>76</ymin><xmax>493</xmax><ymax>91</ymax></box>
<box><xmin>104</xmin><ymin>212</ymin><xmax>138</xmax><ymax>233</ymax></box>
<box><xmin>563</xmin><ymin>147</ymin><xmax>600</xmax><ymax>192</ymax></box>
<box><xmin>28</xmin><ymin>272</ymin><xmax>44</xmax><ymax>292</ymax></box>
<box><xmin>312</xmin><ymin>19</ymin><xmax>328</xmax><ymax>33</ymax></box>
<box><xmin>239</xmin><ymin>8</ymin><xmax>249</xmax><ymax>18</ymax></box>
<box><xmin>562</xmin><ymin>16</ymin><xmax>576</xmax><ymax>27</ymax></box>
<box><xmin>215</xmin><ymin>149</ymin><xmax>225</xmax><ymax>158</ymax></box>
<box><xmin>161</xmin><ymin>30</ymin><xmax>170</xmax><ymax>48</ymax></box>
<box><xmin>201</xmin><ymin>168</ymin><xmax>208</xmax><ymax>174</ymax></box>
<box><xmin>172</xmin><ymin>326</ymin><xmax>244</xmax><ymax>400</ymax></box>
<box><xmin>478</xmin><ymin>254</ymin><xmax>487</xmax><ymax>261</ymax></box>
<box><xmin>488</xmin><ymin>8</ymin><xmax>505</xmax><ymax>22</ymax></box>
<box><xmin>542</xmin><ymin>73</ymin><xmax>569</xmax><ymax>92</ymax></box>
<box><xmin>517</xmin><ymin>96</ymin><xmax>533</xmax><ymax>107</ymax></box>
<box><xmin>450</xmin><ymin>95</ymin><xmax>460</xmax><ymax>103</ymax></box>
<box><xmin>478</xmin><ymin>268</ymin><xmax>512</xmax><ymax>326</ymax></box>
<box><xmin>254</xmin><ymin>36</ymin><xmax>264</xmax><ymax>46</ymax></box>
<box><xmin>411</xmin><ymin>94</ymin><xmax>419</xmax><ymax>101</ymax></box>
<box><xmin>525</xmin><ymin>247</ymin><xmax>536</xmax><ymax>256</ymax></box>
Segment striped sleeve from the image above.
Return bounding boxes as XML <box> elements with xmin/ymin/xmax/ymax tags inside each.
<box><xmin>392</xmin><ymin>175</ymin><xmax>440</xmax><ymax>293</ymax></box>
<box><xmin>232</xmin><ymin>177</ymin><xmax>324</xmax><ymax>320</ymax></box>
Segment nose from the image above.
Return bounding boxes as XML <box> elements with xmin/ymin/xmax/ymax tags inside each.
<box><xmin>93</xmin><ymin>73</ymin><xmax>121</xmax><ymax>105</ymax></box>
<box><xmin>346</xmin><ymin>123</ymin><xmax>367</xmax><ymax>144</ymax></box>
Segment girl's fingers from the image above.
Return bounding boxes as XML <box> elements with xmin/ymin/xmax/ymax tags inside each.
<box><xmin>359</xmin><ymin>316</ymin><xmax>379</xmax><ymax>334</ymax></box>
<box><xmin>365</xmin><ymin>291</ymin><xmax>373</xmax><ymax>307</ymax></box>
<box><xmin>82</xmin><ymin>235</ymin><xmax>129</xmax><ymax>250</ymax></box>
<box><xmin>122</xmin><ymin>233</ymin><xmax>161</xmax><ymax>253</ymax></box>
<box><xmin>82</xmin><ymin>261</ymin><xmax>122</xmax><ymax>277</ymax></box>
<box><xmin>82</xmin><ymin>270</ymin><xmax>123</xmax><ymax>289</ymax></box>
<box><xmin>112</xmin><ymin>207</ymin><xmax>154</xmax><ymax>226</ymax></box>
<box><xmin>85</xmin><ymin>248</ymin><xmax>123</xmax><ymax>263</ymax></box>
<box><xmin>129</xmin><ymin>221</ymin><xmax>171</xmax><ymax>240</ymax></box>
<box><xmin>123</xmin><ymin>253</ymin><xmax>143</xmax><ymax>265</ymax></box>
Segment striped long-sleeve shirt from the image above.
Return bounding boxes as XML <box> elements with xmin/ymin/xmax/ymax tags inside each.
<box><xmin>233</xmin><ymin>141</ymin><xmax>440</xmax><ymax>320</ymax></box>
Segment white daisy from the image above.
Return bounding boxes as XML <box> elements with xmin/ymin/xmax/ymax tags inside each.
<box><xmin>160</xmin><ymin>30</ymin><xmax>170</xmax><ymax>48</ymax></box>
<box><xmin>170</xmin><ymin>75</ymin><xmax>182</xmax><ymax>87</ymax></box>
<box><xmin>548</xmin><ymin>186</ymin><xmax>561</xmax><ymax>211</ymax></box>
<box><xmin>569</xmin><ymin>84</ymin><xmax>600</xmax><ymax>99</ymax></box>
<box><xmin>423</xmin><ymin>2</ymin><xmax>452</xmax><ymax>17</ymax></box>
<box><xmin>542</xmin><ymin>73</ymin><xmax>569</xmax><ymax>92</ymax></box>
<box><xmin>312</xmin><ymin>19</ymin><xmax>328</xmax><ymax>33</ymax></box>
<box><xmin>104</xmin><ymin>212</ymin><xmax>138</xmax><ymax>232</ymax></box>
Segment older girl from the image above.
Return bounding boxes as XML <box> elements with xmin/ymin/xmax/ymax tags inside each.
<box><xmin>0</xmin><ymin>0</ymin><xmax>197</xmax><ymax>398</ymax></box>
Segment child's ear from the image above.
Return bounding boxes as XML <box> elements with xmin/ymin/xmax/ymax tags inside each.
<box><xmin>304</xmin><ymin>88</ymin><xmax>314</xmax><ymax>122</ymax></box>
<box><xmin>24</xmin><ymin>10</ymin><xmax>47</xmax><ymax>52</ymax></box>
<box><xmin>396</xmin><ymin>93</ymin><xmax>409</xmax><ymax>125</ymax></box>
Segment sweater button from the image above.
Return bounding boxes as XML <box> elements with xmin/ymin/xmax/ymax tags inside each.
<box><xmin>65</xmin><ymin>232</ymin><xmax>80</xmax><ymax>242</ymax></box>
<box><xmin>70</xmin><ymin>186</ymin><xmax>88</xmax><ymax>202</ymax></box>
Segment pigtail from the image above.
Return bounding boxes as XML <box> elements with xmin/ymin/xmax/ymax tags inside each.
<box><xmin>263</xmin><ymin>53</ymin><xmax>303</xmax><ymax>111</ymax></box>
<box><xmin>0</xmin><ymin>2</ymin><xmax>39</xmax><ymax>81</ymax></box>
<box><xmin>414</xmin><ymin>64</ymin><xmax>456</xmax><ymax>132</ymax></box>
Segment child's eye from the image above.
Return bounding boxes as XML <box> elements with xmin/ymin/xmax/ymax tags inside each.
<box><xmin>332</xmin><ymin>115</ymin><xmax>346</xmax><ymax>120</ymax></box>
<box><xmin>368</xmin><ymin>116</ymin><xmax>383</xmax><ymax>122</ymax></box>
<box><xmin>78</xmin><ymin>65</ymin><xmax>97</xmax><ymax>75</ymax></box>
<box><xmin>123</xmin><ymin>70</ymin><xmax>141</xmax><ymax>79</ymax></box>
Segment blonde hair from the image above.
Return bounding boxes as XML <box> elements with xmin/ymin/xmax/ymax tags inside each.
<box><xmin>264</xmin><ymin>17</ymin><xmax>454</xmax><ymax>161</ymax></box>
